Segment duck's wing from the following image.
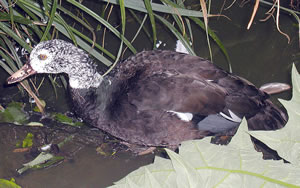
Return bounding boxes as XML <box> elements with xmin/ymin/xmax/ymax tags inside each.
<box><xmin>104</xmin><ymin>71</ymin><xmax>242</xmax><ymax>147</ymax></box>
<box><xmin>126</xmin><ymin>72</ymin><xmax>227</xmax><ymax>116</ymax></box>
<box><xmin>113</xmin><ymin>50</ymin><xmax>264</xmax><ymax>122</ymax></box>
<box><xmin>98</xmin><ymin>50</ymin><xmax>286</xmax><ymax>147</ymax></box>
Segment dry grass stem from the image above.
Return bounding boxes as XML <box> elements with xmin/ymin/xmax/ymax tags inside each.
<box><xmin>247</xmin><ymin>0</ymin><xmax>260</xmax><ymax>29</ymax></box>
<box><xmin>275</xmin><ymin>0</ymin><xmax>291</xmax><ymax>43</ymax></box>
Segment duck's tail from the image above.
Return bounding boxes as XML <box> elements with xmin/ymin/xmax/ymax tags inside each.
<box><xmin>247</xmin><ymin>99</ymin><xmax>288</xmax><ymax>131</ymax></box>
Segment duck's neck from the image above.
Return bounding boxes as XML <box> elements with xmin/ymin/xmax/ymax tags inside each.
<box><xmin>69</xmin><ymin>71</ymin><xmax>103</xmax><ymax>89</ymax></box>
<box><xmin>67</xmin><ymin>60</ymin><xmax>103</xmax><ymax>89</ymax></box>
<box><xmin>69</xmin><ymin>76</ymin><xmax>115</xmax><ymax>126</ymax></box>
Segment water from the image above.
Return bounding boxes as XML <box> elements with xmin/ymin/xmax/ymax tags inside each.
<box><xmin>10</xmin><ymin>147</ymin><xmax>154</xmax><ymax>188</ymax></box>
<box><xmin>0</xmin><ymin>1</ymin><xmax>298</xmax><ymax>187</ymax></box>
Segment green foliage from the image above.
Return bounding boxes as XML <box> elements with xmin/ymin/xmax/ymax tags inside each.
<box><xmin>0</xmin><ymin>0</ymin><xmax>229</xmax><ymax>80</ymax></box>
<box><xmin>53</xmin><ymin>112</ymin><xmax>84</xmax><ymax>126</ymax></box>
<box><xmin>143</xmin><ymin>0</ymin><xmax>157</xmax><ymax>49</ymax></box>
<box><xmin>0</xmin><ymin>102</ymin><xmax>28</xmax><ymax>125</ymax></box>
<box><xmin>110</xmin><ymin>66</ymin><xmax>300</xmax><ymax>187</ymax></box>
<box><xmin>249</xmin><ymin>65</ymin><xmax>300</xmax><ymax>166</ymax></box>
<box><xmin>22</xmin><ymin>133</ymin><xmax>34</xmax><ymax>148</ymax></box>
<box><xmin>32</xmin><ymin>99</ymin><xmax>46</xmax><ymax>113</ymax></box>
<box><xmin>17</xmin><ymin>136</ymin><xmax>74</xmax><ymax>174</ymax></box>
<box><xmin>16</xmin><ymin>132</ymin><xmax>34</xmax><ymax>148</ymax></box>
<box><xmin>0</xmin><ymin>0</ymin><xmax>233</xmax><ymax>115</ymax></box>
<box><xmin>0</xmin><ymin>101</ymin><xmax>82</xmax><ymax>127</ymax></box>
<box><xmin>17</xmin><ymin>152</ymin><xmax>63</xmax><ymax>174</ymax></box>
<box><xmin>0</xmin><ymin>178</ymin><xmax>21</xmax><ymax>188</ymax></box>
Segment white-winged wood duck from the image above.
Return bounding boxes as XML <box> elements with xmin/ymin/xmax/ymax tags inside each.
<box><xmin>7</xmin><ymin>39</ymin><xmax>288</xmax><ymax>151</ymax></box>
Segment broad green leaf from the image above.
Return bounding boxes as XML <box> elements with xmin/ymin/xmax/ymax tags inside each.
<box><xmin>0</xmin><ymin>102</ymin><xmax>28</xmax><ymax>124</ymax></box>
<box><xmin>17</xmin><ymin>136</ymin><xmax>72</xmax><ymax>174</ymax></box>
<box><xmin>144</xmin><ymin>168</ymin><xmax>163</xmax><ymax>187</ymax></box>
<box><xmin>111</xmin><ymin>119</ymin><xmax>300</xmax><ymax>187</ymax></box>
<box><xmin>17</xmin><ymin>152</ymin><xmax>54</xmax><ymax>174</ymax></box>
<box><xmin>0</xmin><ymin>178</ymin><xmax>21</xmax><ymax>188</ymax></box>
<box><xmin>249</xmin><ymin>64</ymin><xmax>300</xmax><ymax>166</ymax></box>
<box><xmin>166</xmin><ymin>149</ymin><xmax>202</xmax><ymax>187</ymax></box>
<box><xmin>23</xmin><ymin>152</ymin><xmax>53</xmax><ymax>167</ymax></box>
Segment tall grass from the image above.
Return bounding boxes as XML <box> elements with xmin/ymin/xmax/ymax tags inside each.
<box><xmin>0</xmin><ymin>0</ymin><xmax>299</xmax><ymax>112</ymax></box>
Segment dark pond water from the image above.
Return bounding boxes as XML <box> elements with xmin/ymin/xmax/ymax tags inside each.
<box><xmin>0</xmin><ymin>1</ymin><xmax>298</xmax><ymax>187</ymax></box>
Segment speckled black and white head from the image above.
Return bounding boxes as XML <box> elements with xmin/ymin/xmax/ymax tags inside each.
<box><xmin>7</xmin><ymin>39</ymin><xmax>103</xmax><ymax>89</ymax></box>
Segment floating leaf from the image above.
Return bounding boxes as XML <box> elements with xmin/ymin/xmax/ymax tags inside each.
<box><xmin>0</xmin><ymin>178</ymin><xmax>21</xmax><ymax>188</ymax></box>
<box><xmin>53</xmin><ymin>112</ymin><xmax>83</xmax><ymax>126</ymax></box>
<box><xmin>17</xmin><ymin>152</ymin><xmax>55</xmax><ymax>174</ymax></box>
<box><xmin>0</xmin><ymin>102</ymin><xmax>28</xmax><ymax>124</ymax></box>
<box><xmin>111</xmin><ymin>65</ymin><xmax>300</xmax><ymax>187</ymax></box>
<box><xmin>22</xmin><ymin>133</ymin><xmax>34</xmax><ymax>148</ymax></box>
<box><xmin>111</xmin><ymin>120</ymin><xmax>300</xmax><ymax>187</ymax></box>
<box><xmin>26</xmin><ymin>122</ymin><xmax>44</xmax><ymax>127</ymax></box>
<box><xmin>17</xmin><ymin>135</ymin><xmax>74</xmax><ymax>174</ymax></box>
<box><xmin>249</xmin><ymin>64</ymin><xmax>300</xmax><ymax>166</ymax></box>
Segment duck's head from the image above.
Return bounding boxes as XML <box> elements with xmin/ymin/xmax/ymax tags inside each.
<box><xmin>7</xmin><ymin>39</ymin><xmax>102</xmax><ymax>89</ymax></box>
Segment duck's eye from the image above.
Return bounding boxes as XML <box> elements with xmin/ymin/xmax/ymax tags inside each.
<box><xmin>38</xmin><ymin>54</ymin><xmax>48</xmax><ymax>60</ymax></box>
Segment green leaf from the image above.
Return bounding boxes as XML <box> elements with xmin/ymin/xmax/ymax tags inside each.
<box><xmin>144</xmin><ymin>0</ymin><xmax>157</xmax><ymax>48</ymax></box>
<box><xmin>112</xmin><ymin>120</ymin><xmax>300</xmax><ymax>187</ymax></box>
<box><xmin>0</xmin><ymin>12</ymin><xmax>32</xmax><ymax>25</ymax></box>
<box><xmin>0</xmin><ymin>102</ymin><xmax>28</xmax><ymax>125</ymax></box>
<box><xmin>166</xmin><ymin>149</ymin><xmax>201</xmax><ymax>187</ymax></box>
<box><xmin>18</xmin><ymin>0</ymin><xmax>114</xmax><ymax>67</ymax></box>
<box><xmin>26</xmin><ymin>122</ymin><xmax>44</xmax><ymax>127</ymax></box>
<box><xmin>53</xmin><ymin>112</ymin><xmax>83</xmax><ymax>126</ymax></box>
<box><xmin>17</xmin><ymin>152</ymin><xmax>55</xmax><ymax>174</ymax></box>
<box><xmin>190</xmin><ymin>17</ymin><xmax>232</xmax><ymax>70</ymax></box>
<box><xmin>40</xmin><ymin>0</ymin><xmax>57</xmax><ymax>41</ymax></box>
<box><xmin>55</xmin><ymin>13</ymin><xmax>77</xmax><ymax>46</ymax></box>
<box><xmin>111</xmin><ymin>65</ymin><xmax>300</xmax><ymax>188</ymax></box>
<box><xmin>155</xmin><ymin>14</ymin><xmax>195</xmax><ymax>55</ymax></box>
<box><xmin>249</xmin><ymin>64</ymin><xmax>300</xmax><ymax>166</ymax></box>
<box><xmin>102</xmin><ymin>0</ymin><xmax>203</xmax><ymax>17</ymax></box>
<box><xmin>22</xmin><ymin>133</ymin><xmax>34</xmax><ymax>148</ymax></box>
<box><xmin>0</xmin><ymin>178</ymin><xmax>21</xmax><ymax>188</ymax></box>
<box><xmin>17</xmin><ymin>136</ymin><xmax>73</xmax><ymax>174</ymax></box>
<box><xmin>0</xmin><ymin>21</ymin><xmax>31</xmax><ymax>52</ymax></box>
<box><xmin>66</xmin><ymin>0</ymin><xmax>136</xmax><ymax>54</ymax></box>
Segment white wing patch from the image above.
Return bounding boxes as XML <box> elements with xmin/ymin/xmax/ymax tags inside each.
<box><xmin>167</xmin><ymin>110</ymin><xmax>193</xmax><ymax>122</ymax></box>
<box><xmin>175</xmin><ymin>40</ymin><xmax>189</xmax><ymax>54</ymax></box>
<box><xmin>219</xmin><ymin>110</ymin><xmax>242</xmax><ymax>123</ymax></box>
<box><xmin>167</xmin><ymin>109</ymin><xmax>241</xmax><ymax>123</ymax></box>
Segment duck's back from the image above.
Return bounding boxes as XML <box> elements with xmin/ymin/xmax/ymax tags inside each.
<box><xmin>71</xmin><ymin>50</ymin><xmax>287</xmax><ymax>148</ymax></box>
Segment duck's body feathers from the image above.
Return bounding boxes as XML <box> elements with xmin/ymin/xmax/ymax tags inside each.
<box><xmin>7</xmin><ymin>40</ymin><xmax>287</xmax><ymax>150</ymax></box>
<box><xmin>70</xmin><ymin>50</ymin><xmax>287</xmax><ymax>147</ymax></box>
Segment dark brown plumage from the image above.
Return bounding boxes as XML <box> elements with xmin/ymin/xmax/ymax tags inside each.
<box><xmin>70</xmin><ymin>50</ymin><xmax>287</xmax><ymax>149</ymax></box>
<box><xmin>7</xmin><ymin>40</ymin><xmax>288</xmax><ymax>151</ymax></box>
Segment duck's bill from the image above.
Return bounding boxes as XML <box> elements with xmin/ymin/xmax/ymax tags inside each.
<box><xmin>259</xmin><ymin>82</ymin><xmax>291</xmax><ymax>95</ymax></box>
<box><xmin>7</xmin><ymin>62</ymin><xmax>37</xmax><ymax>84</ymax></box>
